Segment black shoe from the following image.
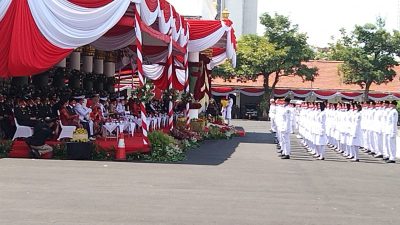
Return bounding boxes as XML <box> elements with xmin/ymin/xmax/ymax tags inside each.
<box><xmin>278</xmin><ymin>154</ymin><xmax>284</xmax><ymax>157</ymax></box>
<box><xmin>277</xmin><ymin>150</ymin><xmax>283</xmax><ymax>154</ymax></box>
<box><xmin>383</xmin><ymin>157</ymin><xmax>389</xmax><ymax>161</ymax></box>
<box><xmin>30</xmin><ymin>149</ymin><xmax>40</xmax><ymax>159</ymax></box>
<box><xmin>374</xmin><ymin>154</ymin><xmax>383</xmax><ymax>158</ymax></box>
<box><xmin>351</xmin><ymin>159</ymin><xmax>359</xmax><ymax>162</ymax></box>
<box><xmin>281</xmin><ymin>155</ymin><xmax>290</xmax><ymax>159</ymax></box>
<box><xmin>365</xmin><ymin>150</ymin><xmax>371</xmax><ymax>153</ymax></box>
<box><xmin>386</xmin><ymin>160</ymin><xmax>396</xmax><ymax>163</ymax></box>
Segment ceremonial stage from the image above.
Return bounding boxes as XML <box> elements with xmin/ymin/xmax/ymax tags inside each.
<box><xmin>8</xmin><ymin>134</ymin><xmax>151</xmax><ymax>159</ymax></box>
<box><xmin>7</xmin><ymin>127</ymin><xmax>245</xmax><ymax>160</ymax></box>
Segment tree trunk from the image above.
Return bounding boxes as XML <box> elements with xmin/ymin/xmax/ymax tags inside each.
<box><xmin>364</xmin><ymin>82</ymin><xmax>372</xmax><ymax>102</ymax></box>
<box><xmin>262</xmin><ymin>74</ymin><xmax>271</xmax><ymax>119</ymax></box>
<box><xmin>271</xmin><ymin>72</ymin><xmax>280</xmax><ymax>99</ymax></box>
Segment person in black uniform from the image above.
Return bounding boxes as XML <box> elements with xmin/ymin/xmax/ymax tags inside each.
<box><xmin>0</xmin><ymin>94</ymin><xmax>14</xmax><ymax>139</ymax></box>
<box><xmin>14</xmin><ymin>99</ymin><xmax>38</xmax><ymax>127</ymax></box>
<box><xmin>38</xmin><ymin>97</ymin><xmax>54</xmax><ymax>120</ymax></box>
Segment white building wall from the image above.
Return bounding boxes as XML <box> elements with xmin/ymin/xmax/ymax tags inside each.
<box><xmin>168</xmin><ymin>0</ymin><xmax>217</xmax><ymax>20</ymax></box>
<box><xmin>242</xmin><ymin>0</ymin><xmax>258</xmax><ymax>35</ymax></box>
<box><xmin>224</xmin><ymin>0</ymin><xmax>258</xmax><ymax>37</ymax></box>
<box><xmin>224</xmin><ymin>0</ymin><xmax>244</xmax><ymax>37</ymax></box>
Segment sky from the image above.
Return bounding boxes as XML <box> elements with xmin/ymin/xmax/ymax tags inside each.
<box><xmin>257</xmin><ymin>0</ymin><xmax>399</xmax><ymax>47</ymax></box>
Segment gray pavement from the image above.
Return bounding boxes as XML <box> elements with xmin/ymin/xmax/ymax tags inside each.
<box><xmin>1</xmin><ymin>120</ymin><xmax>400</xmax><ymax>225</ymax></box>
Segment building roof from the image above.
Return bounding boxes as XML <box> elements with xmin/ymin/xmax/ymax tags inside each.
<box><xmin>212</xmin><ymin>60</ymin><xmax>400</xmax><ymax>94</ymax></box>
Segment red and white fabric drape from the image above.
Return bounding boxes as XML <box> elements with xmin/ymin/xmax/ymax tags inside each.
<box><xmin>0</xmin><ymin>0</ymin><xmax>131</xmax><ymax>77</ymax></box>
<box><xmin>135</xmin><ymin>3</ymin><xmax>149</xmax><ymax>146</ymax></box>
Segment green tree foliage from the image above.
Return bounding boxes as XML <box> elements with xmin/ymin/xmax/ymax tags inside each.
<box><xmin>333</xmin><ymin>18</ymin><xmax>400</xmax><ymax>101</ymax></box>
<box><xmin>214</xmin><ymin>13</ymin><xmax>318</xmax><ymax>102</ymax></box>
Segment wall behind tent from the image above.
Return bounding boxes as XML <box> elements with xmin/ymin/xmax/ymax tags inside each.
<box><xmin>239</xmin><ymin>93</ymin><xmax>262</xmax><ymax>119</ymax></box>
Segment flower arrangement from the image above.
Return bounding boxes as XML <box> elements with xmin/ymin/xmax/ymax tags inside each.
<box><xmin>72</xmin><ymin>128</ymin><xmax>89</xmax><ymax>142</ymax></box>
<box><xmin>181</xmin><ymin>92</ymin><xmax>194</xmax><ymax>104</ymax></box>
<box><xmin>171</xmin><ymin>127</ymin><xmax>202</xmax><ymax>141</ymax></box>
<box><xmin>190</xmin><ymin>118</ymin><xmax>207</xmax><ymax>132</ymax></box>
<box><xmin>131</xmin><ymin>81</ymin><xmax>155</xmax><ymax>103</ymax></box>
<box><xmin>163</xmin><ymin>89</ymin><xmax>179</xmax><ymax>102</ymax></box>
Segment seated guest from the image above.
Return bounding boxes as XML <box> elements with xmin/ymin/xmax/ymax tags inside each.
<box><xmin>14</xmin><ymin>99</ymin><xmax>38</xmax><ymax>127</ymax></box>
<box><xmin>99</xmin><ymin>97</ymin><xmax>109</xmax><ymax>118</ymax></box>
<box><xmin>116</xmin><ymin>97</ymin><xmax>126</xmax><ymax>115</ymax></box>
<box><xmin>26</xmin><ymin>117</ymin><xmax>55</xmax><ymax>159</ymax></box>
<box><xmin>90</xmin><ymin>103</ymin><xmax>104</xmax><ymax>137</ymax></box>
<box><xmin>74</xmin><ymin>96</ymin><xmax>95</xmax><ymax>140</ymax></box>
<box><xmin>59</xmin><ymin>99</ymin><xmax>80</xmax><ymax>127</ymax></box>
<box><xmin>38</xmin><ymin>97</ymin><xmax>54</xmax><ymax>120</ymax></box>
<box><xmin>108</xmin><ymin>99</ymin><xmax>117</xmax><ymax>116</ymax></box>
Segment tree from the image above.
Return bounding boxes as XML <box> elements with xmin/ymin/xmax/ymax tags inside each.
<box><xmin>213</xmin><ymin>13</ymin><xmax>318</xmax><ymax>116</ymax></box>
<box><xmin>334</xmin><ymin>18</ymin><xmax>400</xmax><ymax>101</ymax></box>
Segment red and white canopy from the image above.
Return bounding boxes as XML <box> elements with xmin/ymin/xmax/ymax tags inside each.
<box><xmin>0</xmin><ymin>0</ymin><xmax>236</xmax><ymax>79</ymax></box>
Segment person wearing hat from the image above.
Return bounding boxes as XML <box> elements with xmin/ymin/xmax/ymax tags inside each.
<box><xmin>383</xmin><ymin>101</ymin><xmax>398</xmax><ymax>163</ymax></box>
<box><xmin>26</xmin><ymin>117</ymin><xmax>56</xmax><ymax>159</ymax></box>
<box><xmin>278</xmin><ymin>97</ymin><xmax>293</xmax><ymax>159</ymax></box>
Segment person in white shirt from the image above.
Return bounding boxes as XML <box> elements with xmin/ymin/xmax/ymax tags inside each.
<box><xmin>116</xmin><ymin>98</ymin><xmax>126</xmax><ymax>115</ymax></box>
<box><xmin>74</xmin><ymin>96</ymin><xmax>95</xmax><ymax>140</ymax></box>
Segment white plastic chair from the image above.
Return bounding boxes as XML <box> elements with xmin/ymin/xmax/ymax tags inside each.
<box><xmin>57</xmin><ymin>111</ymin><xmax>76</xmax><ymax>140</ymax></box>
<box><xmin>58</xmin><ymin>120</ymin><xmax>76</xmax><ymax>140</ymax></box>
<box><xmin>12</xmin><ymin>118</ymin><xmax>34</xmax><ymax>140</ymax></box>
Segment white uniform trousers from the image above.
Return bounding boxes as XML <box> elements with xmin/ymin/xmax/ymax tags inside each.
<box><xmin>281</xmin><ymin>132</ymin><xmax>291</xmax><ymax>156</ymax></box>
<box><xmin>388</xmin><ymin>136</ymin><xmax>397</xmax><ymax>161</ymax></box>
<box><xmin>373</xmin><ymin>132</ymin><xmax>383</xmax><ymax>156</ymax></box>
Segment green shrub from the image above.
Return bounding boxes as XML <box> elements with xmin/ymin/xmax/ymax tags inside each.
<box><xmin>147</xmin><ymin>131</ymin><xmax>185</xmax><ymax>162</ymax></box>
<box><xmin>0</xmin><ymin>140</ymin><xmax>12</xmax><ymax>158</ymax></box>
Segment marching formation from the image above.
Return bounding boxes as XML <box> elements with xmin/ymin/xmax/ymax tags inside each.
<box><xmin>269</xmin><ymin>98</ymin><xmax>398</xmax><ymax>163</ymax></box>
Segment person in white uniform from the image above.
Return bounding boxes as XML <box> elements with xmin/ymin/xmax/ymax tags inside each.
<box><xmin>279</xmin><ymin>97</ymin><xmax>292</xmax><ymax>159</ymax></box>
<box><xmin>315</xmin><ymin>102</ymin><xmax>327</xmax><ymax>160</ymax></box>
<box><xmin>225</xmin><ymin>96</ymin><xmax>233</xmax><ymax>125</ymax></box>
<box><xmin>74</xmin><ymin>96</ymin><xmax>95</xmax><ymax>140</ymax></box>
<box><xmin>385</xmin><ymin>101</ymin><xmax>398</xmax><ymax>163</ymax></box>
<box><xmin>269</xmin><ymin>99</ymin><xmax>277</xmax><ymax>133</ymax></box>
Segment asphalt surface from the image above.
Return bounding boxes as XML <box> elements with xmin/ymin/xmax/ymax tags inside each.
<box><xmin>0</xmin><ymin>120</ymin><xmax>399</xmax><ymax>225</ymax></box>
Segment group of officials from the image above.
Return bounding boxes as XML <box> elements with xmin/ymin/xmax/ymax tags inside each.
<box><xmin>269</xmin><ymin>98</ymin><xmax>398</xmax><ymax>163</ymax></box>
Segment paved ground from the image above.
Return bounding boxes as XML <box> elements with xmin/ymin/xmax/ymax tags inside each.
<box><xmin>1</xmin><ymin>120</ymin><xmax>400</xmax><ymax>225</ymax></box>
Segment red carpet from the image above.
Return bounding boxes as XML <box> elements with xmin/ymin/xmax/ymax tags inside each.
<box><xmin>9</xmin><ymin>135</ymin><xmax>150</xmax><ymax>159</ymax></box>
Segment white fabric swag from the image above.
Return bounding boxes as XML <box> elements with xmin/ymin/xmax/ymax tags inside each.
<box><xmin>158</xmin><ymin>5</ymin><xmax>173</xmax><ymax>34</ymax></box>
<box><xmin>143</xmin><ymin>64</ymin><xmax>165</xmax><ymax>80</ymax></box>
<box><xmin>92</xmin><ymin>30</ymin><xmax>136</xmax><ymax>51</ymax></box>
<box><xmin>175</xmin><ymin>69</ymin><xmax>186</xmax><ymax>85</ymax></box>
<box><xmin>0</xmin><ymin>0</ymin><xmax>11</xmax><ymax>21</ymax></box>
<box><xmin>140</xmin><ymin>0</ymin><xmax>159</xmax><ymax>26</ymax></box>
<box><xmin>27</xmin><ymin>0</ymin><xmax>131</xmax><ymax>49</ymax></box>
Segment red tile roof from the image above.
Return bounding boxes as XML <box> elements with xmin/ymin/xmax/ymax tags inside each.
<box><xmin>212</xmin><ymin>60</ymin><xmax>400</xmax><ymax>94</ymax></box>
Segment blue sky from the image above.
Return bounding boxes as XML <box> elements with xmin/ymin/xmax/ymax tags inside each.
<box><xmin>257</xmin><ymin>0</ymin><xmax>399</xmax><ymax>47</ymax></box>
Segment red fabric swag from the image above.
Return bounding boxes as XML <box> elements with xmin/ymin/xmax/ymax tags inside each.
<box><xmin>145</xmin><ymin>0</ymin><xmax>159</xmax><ymax>12</ymax></box>
<box><xmin>188</xmin><ymin>20</ymin><xmax>223</xmax><ymax>40</ymax></box>
<box><xmin>68</xmin><ymin>0</ymin><xmax>114</xmax><ymax>8</ymax></box>
<box><xmin>0</xmin><ymin>0</ymin><xmax>72</xmax><ymax>77</ymax></box>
